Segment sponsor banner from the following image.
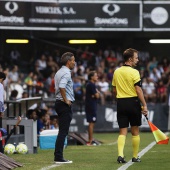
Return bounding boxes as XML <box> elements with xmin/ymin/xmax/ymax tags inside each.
<box><xmin>143</xmin><ymin>1</ymin><xmax>170</xmax><ymax>31</ymax></box>
<box><xmin>70</xmin><ymin>103</ymin><xmax>169</xmax><ymax>132</ymax></box>
<box><xmin>0</xmin><ymin>1</ymin><xmax>142</xmax><ymax>31</ymax></box>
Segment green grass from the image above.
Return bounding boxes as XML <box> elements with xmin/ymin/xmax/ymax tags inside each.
<box><xmin>7</xmin><ymin>132</ymin><xmax>170</xmax><ymax>170</ymax></box>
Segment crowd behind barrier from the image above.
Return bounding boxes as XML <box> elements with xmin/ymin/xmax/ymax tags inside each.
<box><xmin>1</xmin><ymin>46</ymin><xmax>170</xmax><ymax>103</ymax></box>
<box><xmin>0</xmin><ymin>46</ymin><xmax>170</xmax><ymax>131</ymax></box>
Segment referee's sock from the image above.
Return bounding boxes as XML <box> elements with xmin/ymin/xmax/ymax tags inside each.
<box><xmin>117</xmin><ymin>135</ymin><xmax>126</xmax><ymax>157</ymax></box>
<box><xmin>132</xmin><ymin>135</ymin><xmax>140</xmax><ymax>158</ymax></box>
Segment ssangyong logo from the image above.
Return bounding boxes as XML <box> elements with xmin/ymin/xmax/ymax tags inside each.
<box><xmin>151</xmin><ymin>7</ymin><xmax>168</xmax><ymax>25</ymax></box>
<box><xmin>0</xmin><ymin>1</ymin><xmax>24</xmax><ymax>24</ymax></box>
<box><xmin>5</xmin><ymin>1</ymin><xmax>18</xmax><ymax>14</ymax></box>
<box><xmin>102</xmin><ymin>4</ymin><xmax>120</xmax><ymax>16</ymax></box>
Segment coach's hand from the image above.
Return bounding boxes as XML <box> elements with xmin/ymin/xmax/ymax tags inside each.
<box><xmin>65</xmin><ymin>100</ymin><xmax>72</xmax><ymax>107</ymax></box>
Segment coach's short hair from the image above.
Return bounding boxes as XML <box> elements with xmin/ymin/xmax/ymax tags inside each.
<box><xmin>123</xmin><ymin>48</ymin><xmax>138</xmax><ymax>62</ymax></box>
<box><xmin>60</xmin><ymin>52</ymin><xmax>74</xmax><ymax>65</ymax></box>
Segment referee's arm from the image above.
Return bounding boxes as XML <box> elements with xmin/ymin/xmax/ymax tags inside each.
<box><xmin>112</xmin><ymin>86</ymin><xmax>117</xmax><ymax>100</ymax></box>
<box><xmin>135</xmin><ymin>85</ymin><xmax>148</xmax><ymax>116</ymax></box>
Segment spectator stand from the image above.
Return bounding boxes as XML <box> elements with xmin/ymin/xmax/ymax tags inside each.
<box><xmin>168</xmin><ymin>87</ymin><xmax>170</xmax><ymax>131</ymax></box>
<box><xmin>1</xmin><ymin>97</ymin><xmax>41</xmax><ymax>154</ymax></box>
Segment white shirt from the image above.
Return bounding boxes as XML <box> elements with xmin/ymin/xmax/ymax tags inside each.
<box><xmin>0</xmin><ymin>83</ymin><xmax>5</xmax><ymax>112</ymax></box>
<box><xmin>142</xmin><ymin>82</ymin><xmax>155</xmax><ymax>95</ymax></box>
<box><xmin>98</xmin><ymin>81</ymin><xmax>109</xmax><ymax>92</ymax></box>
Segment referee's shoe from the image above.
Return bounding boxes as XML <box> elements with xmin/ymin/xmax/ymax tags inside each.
<box><xmin>132</xmin><ymin>157</ymin><xmax>141</xmax><ymax>162</ymax></box>
<box><xmin>117</xmin><ymin>156</ymin><xmax>126</xmax><ymax>163</ymax></box>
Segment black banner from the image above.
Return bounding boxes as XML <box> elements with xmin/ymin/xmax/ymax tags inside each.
<box><xmin>70</xmin><ymin>103</ymin><xmax>169</xmax><ymax>133</ymax></box>
<box><xmin>143</xmin><ymin>1</ymin><xmax>170</xmax><ymax>31</ymax></box>
<box><xmin>0</xmin><ymin>1</ymin><xmax>142</xmax><ymax>31</ymax></box>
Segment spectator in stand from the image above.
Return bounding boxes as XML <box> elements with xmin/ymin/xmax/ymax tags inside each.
<box><xmin>8</xmin><ymin>65</ymin><xmax>20</xmax><ymax>83</ymax></box>
<box><xmin>96</xmin><ymin>66</ymin><xmax>105</xmax><ymax>80</ymax></box>
<box><xmin>24</xmin><ymin>71</ymin><xmax>34</xmax><ymax>96</ymax></box>
<box><xmin>81</xmin><ymin>46</ymin><xmax>92</xmax><ymax>68</ymax></box>
<box><xmin>37</xmin><ymin>109</ymin><xmax>50</xmax><ymax>135</ymax></box>
<box><xmin>47</xmin><ymin>55</ymin><xmax>59</xmax><ymax>72</ymax></box>
<box><xmin>24</xmin><ymin>72</ymin><xmax>33</xmax><ymax>85</ymax></box>
<box><xmin>73</xmin><ymin>77</ymin><xmax>84</xmax><ymax>101</ymax></box>
<box><xmin>115</xmin><ymin>47</ymin><xmax>123</xmax><ymax>63</ymax></box>
<box><xmin>31</xmin><ymin>74</ymin><xmax>44</xmax><ymax>96</ymax></box>
<box><xmin>44</xmin><ymin>72</ymin><xmax>55</xmax><ymax>97</ymax></box>
<box><xmin>115</xmin><ymin>61</ymin><xmax>124</xmax><ymax>70</ymax></box>
<box><xmin>157</xmin><ymin>62</ymin><xmax>164</xmax><ymax>76</ymax></box>
<box><xmin>156</xmin><ymin>80</ymin><xmax>167</xmax><ymax>103</ymax></box>
<box><xmin>36</xmin><ymin>77</ymin><xmax>44</xmax><ymax>96</ymax></box>
<box><xmin>26</xmin><ymin>109</ymin><xmax>37</xmax><ymax>121</ymax></box>
<box><xmin>76</xmin><ymin>67</ymin><xmax>85</xmax><ymax>79</ymax></box>
<box><xmin>106</xmin><ymin>51</ymin><xmax>117</xmax><ymax>67</ymax></box>
<box><xmin>95</xmin><ymin>49</ymin><xmax>103</xmax><ymax>68</ymax></box>
<box><xmin>22</xmin><ymin>91</ymin><xmax>29</xmax><ymax>98</ymax></box>
<box><xmin>97</xmin><ymin>76</ymin><xmax>112</xmax><ymax>105</ymax></box>
<box><xmin>9</xmin><ymin>48</ymin><xmax>21</xmax><ymax>65</ymax></box>
<box><xmin>53</xmin><ymin>49</ymin><xmax>61</xmax><ymax>64</ymax></box>
<box><xmin>147</xmin><ymin>56</ymin><xmax>158</xmax><ymax>73</ymax></box>
<box><xmin>162</xmin><ymin>57</ymin><xmax>169</xmax><ymax>72</ymax></box>
<box><xmin>35</xmin><ymin>54</ymin><xmax>47</xmax><ymax>78</ymax></box>
<box><xmin>107</xmin><ymin>66</ymin><xmax>115</xmax><ymax>83</ymax></box>
<box><xmin>2</xmin><ymin>67</ymin><xmax>10</xmax><ymax>88</ymax></box>
<box><xmin>32</xmin><ymin>73</ymin><xmax>38</xmax><ymax>96</ymax></box>
<box><xmin>50</xmin><ymin>116</ymin><xmax>59</xmax><ymax>130</ymax></box>
<box><xmin>142</xmin><ymin>77</ymin><xmax>156</xmax><ymax>103</ymax></box>
<box><xmin>0</xmin><ymin>65</ymin><xmax>2</xmax><ymax>72</ymax></box>
<box><xmin>9</xmin><ymin>89</ymin><xmax>18</xmax><ymax>100</ymax></box>
<box><xmin>149</xmin><ymin>67</ymin><xmax>161</xmax><ymax>83</ymax></box>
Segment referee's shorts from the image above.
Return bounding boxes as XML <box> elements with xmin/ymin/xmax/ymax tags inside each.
<box><xmin>117</xmin><ymin>97</ymin><xmax>142</xmax><ymax>128</ymax></box>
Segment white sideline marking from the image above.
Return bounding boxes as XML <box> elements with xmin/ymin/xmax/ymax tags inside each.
<box><xmin>117</xmin><ymin>132</ymin><xmax>169</xmax><ymax>170</ymax></box>
<box><xmin>41</xmin><ymin>164</ymin><xmax>62</xmax><ymax>170</ymax></box>
<box><xmin>105</xmin><ymin>141</ymin><xmax>117</xmax><ymax>145</ymax></box>
<box><xmin>117</xmin><ymin>141</ymin><xmax>156</xmax><ymax>170</ymax></box>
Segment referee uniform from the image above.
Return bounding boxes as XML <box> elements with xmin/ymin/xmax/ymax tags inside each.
<box><xmin>112</xmin><ymin>48</ymin><xmax>147</xmax><ymax>163</ymax></box>
<box><xmin>112</xmin><ymin>65</ymin><xmax>142</xmax><ymax>128</ymax></box>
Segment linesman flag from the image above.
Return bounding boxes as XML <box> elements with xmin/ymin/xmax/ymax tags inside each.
<box><xmin>145</xmin><ymin>116</ymin><xmax>169</xmax><ymax>144</ymax></box>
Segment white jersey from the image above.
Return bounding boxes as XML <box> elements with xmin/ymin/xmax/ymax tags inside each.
<box><xmin>0</xmin><ymin>83</ymin><xmax>5</xmax><ymax>112</ymax></box>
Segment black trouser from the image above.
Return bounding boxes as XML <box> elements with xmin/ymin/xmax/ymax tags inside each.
<box><xmin>54</xmin><ymin>100</ymin><xmax>72</xmax><ymax>160</ymax></box>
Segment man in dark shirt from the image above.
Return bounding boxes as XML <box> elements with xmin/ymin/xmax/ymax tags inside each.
<box><xmin>85</xmin><ymin>71</ymin><xmax>100</xmax><ymax>145</ymax></box>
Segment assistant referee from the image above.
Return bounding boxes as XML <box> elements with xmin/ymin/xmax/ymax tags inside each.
<box><xmin>112</xmin><ymin>48</ymin><xmax>148</xmax><ymax>163</ymax></box>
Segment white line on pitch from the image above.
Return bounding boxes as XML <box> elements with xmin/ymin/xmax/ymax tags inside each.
<box><xmin>117</xmin><ymin>132</ymin><xmax>169</xmax><ymax>170</ymax></box>
<box><xmin>105</xmin><ymin>141</ymin><xmax>117</xmax><ymax>145</ymax></box>
<box><xmin>41</xmin><ymin>164</ymin><xmax>62</xmax><ymax>170</ymax></box>
<box><xmin>117</xmin><ymin>141</ymin><xmax>156</xmax><ymax>170</ymax></box>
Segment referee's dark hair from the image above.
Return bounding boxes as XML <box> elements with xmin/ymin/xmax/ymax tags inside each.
<box><xmin>123</xmin><ymin>48</ymin><xmax>138</xmax><ymax>62</ymax></box>
<box><xmin>88</xmin><ymin>71</ymin><xmax>96</xmax><ymax>81</ymax></box>
<box><xmin>60</xmin><ymin>52</ymin><xmax>74</xmax><ymax>65</ymax></box>
<box><xmin>0</xmin><ymin>72</ymin><xmax>6</xmax><ymax>81</ymax></box>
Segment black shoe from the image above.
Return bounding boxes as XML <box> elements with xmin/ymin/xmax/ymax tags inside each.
<box><xmin>132</xmin><ymin>157</ymin><xmax>141</xmax><ymax>162</ymax></box>
<box><xmin>54</xmin><ymin>159</ymin><xmax>73</xmax><ymax>164</ymax></box>
<box><xmin>117</xmin><ymin>156</ymin><xmax>126</xmax><ymax>163</ymax></box>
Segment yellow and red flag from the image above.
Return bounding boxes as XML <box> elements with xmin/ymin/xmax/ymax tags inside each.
<box><xmin>146</xmin><ymin>117</ymin><xmax>169</xmax><ymax>144</ymax></box>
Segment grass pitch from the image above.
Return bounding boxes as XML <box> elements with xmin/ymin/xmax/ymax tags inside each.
<box><xmin>8</xmin><ymin>132</ymin><xmax>170</xmax><ymax>170</ymax></box>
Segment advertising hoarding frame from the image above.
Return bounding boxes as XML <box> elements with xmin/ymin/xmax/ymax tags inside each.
<box><xmin>0</xmin><ymin>0</ymin><xmax>142</xmax><ymax>31</ymax></box>
<box><xmin>143</xmin><ymin>1</ymin><xmax>170</xmax><ymax>31</ymax></box>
